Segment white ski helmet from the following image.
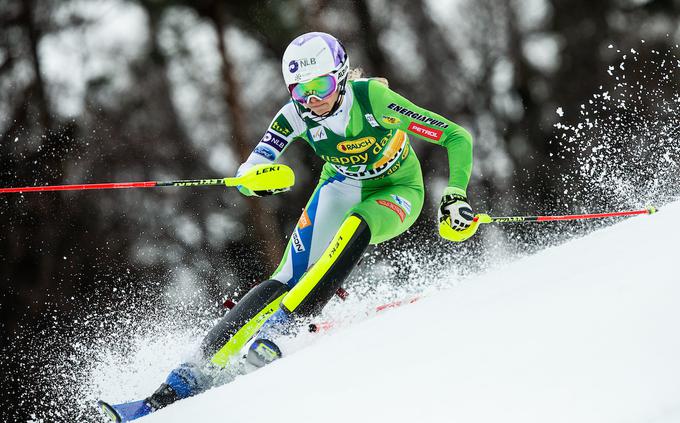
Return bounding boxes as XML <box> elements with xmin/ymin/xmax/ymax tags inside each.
<box><xmin>282</xmin><ymin>32</ymin><xmax>349</xmax><ymax>90</ymax></box>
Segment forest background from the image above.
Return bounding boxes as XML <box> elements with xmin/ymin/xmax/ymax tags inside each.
<box><xmin>1</xmin><ymin>0</ymin><xmax>679</xmax><ymax>419</ymax></box>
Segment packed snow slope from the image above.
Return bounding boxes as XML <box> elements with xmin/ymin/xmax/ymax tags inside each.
<box><xmin>142</xmin><ymin>202</ymin><xmax>680</xmax><ymax>423</ymax></box>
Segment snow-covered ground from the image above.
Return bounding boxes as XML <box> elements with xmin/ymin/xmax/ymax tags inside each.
<box><xmin>141</xmin><ymin>202</ymin><xmax>680</xmax><ymax>423</ymax></box>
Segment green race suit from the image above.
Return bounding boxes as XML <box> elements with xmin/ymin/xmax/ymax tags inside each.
<box><xmin>241</xmin><ymin>79</ymin><xmax>473</xmax><ymax>288</ymax></box>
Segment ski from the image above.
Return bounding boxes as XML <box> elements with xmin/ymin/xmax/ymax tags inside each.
<box><xmin>98</xmin><ymin>399</ymin><xmax>153</xmax><ymax>422</ymax></box>
<box><xmin>308</xmin><ymin>295</ymin><xmax>421</xmax><ymax>333</ymax></box>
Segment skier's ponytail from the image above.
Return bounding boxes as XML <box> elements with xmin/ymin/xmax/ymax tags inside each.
<box><xmin>348</xmin><ymin>67</ymin><xmax>389</xmax><ymax>87</ymax></box>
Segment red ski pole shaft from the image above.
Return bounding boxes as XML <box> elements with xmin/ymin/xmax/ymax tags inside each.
<box><xmin>0</xmin><ymin>178</ymin><xmax>232</xmax><ymax>194</ymax></box>
<box><xmin>475</xmin><ymin>206</ymin><xmax>658</xmax><ymax>224</ymax></box>
<box><xmin>0</xmin><ymin>181</ymin><xmax>159</xmax><ymax>194</ymax></box>
<box><xmin>0</xmin><ymin>178</ymin><xmax>228</xmax><ymax>194</ymax></box>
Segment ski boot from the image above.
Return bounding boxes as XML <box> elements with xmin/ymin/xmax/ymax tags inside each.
<box><xmin>147</xmin><ymin>362</ymin><xmax>206</xmax><ymax>409</ymax></box>
<box><xmin>247</xmin><ymin>338</ymin><xmax>282</xmax><ymax>368</ymax></box>
<box><xmin>98</xmin><ymin>362</ymin><xmax>206</xmax><ymax>422</ymax></box>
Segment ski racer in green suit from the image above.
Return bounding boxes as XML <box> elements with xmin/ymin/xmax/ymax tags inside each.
<box><xmin>138</xmin><ymin>31</ymin><xmax>476</xmax><ymax>415</ymax></box>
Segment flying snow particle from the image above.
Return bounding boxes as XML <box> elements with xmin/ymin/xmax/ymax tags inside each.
<box><xmin>556</xmin><ymin>107</ymin><xmax>564</xmax><ymax>117</ymax></box>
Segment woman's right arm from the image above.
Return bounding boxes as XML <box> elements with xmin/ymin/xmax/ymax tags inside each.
<box><xmin>236</xmin><ymin>102</ymin><xmax>306</xmax><ymax>196</ymax></box>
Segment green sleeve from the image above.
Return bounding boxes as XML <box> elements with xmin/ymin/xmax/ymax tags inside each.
<box><xmin>367</xmin><ymin>80</ymin><xmax>473</xmax><ymax>196</ymax></box>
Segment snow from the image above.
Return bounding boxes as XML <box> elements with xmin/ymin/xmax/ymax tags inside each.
<box><xmin>141</xmin><ymin>202</ymin><xmax>680</xmax><ymax>423</ymax></box>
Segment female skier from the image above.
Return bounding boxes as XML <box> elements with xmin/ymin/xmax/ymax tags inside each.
<box><xmin>100</xmin><ymin>32</ymin><xmax>476</xmax><ymax>421</ymax></box>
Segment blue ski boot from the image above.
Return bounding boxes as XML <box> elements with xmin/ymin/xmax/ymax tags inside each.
<box><xmin>146</xmin><ymin>362</ymin><xmax>206</xmax><ymax>410</ymax></box>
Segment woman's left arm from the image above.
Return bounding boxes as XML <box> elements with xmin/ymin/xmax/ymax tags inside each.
<box><xmin>367</xmin><ymin>80</ymin><xmax>473</xmax><ymax>197</ymax></box>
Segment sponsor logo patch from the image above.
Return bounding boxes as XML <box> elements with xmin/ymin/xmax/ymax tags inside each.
<box><xmin>337</xmin><ymin>137</ymin><xmax>376</xmax><ymax>154</ymax></box>
<box><xmin>292</xmin><ymin>229</ymin><xmax>305</xmax><ymax>253</ymax></box>
<box><xmin>298</xmin><ymin>209</ymin><xmax>311</xmax><ymax>229</ymax></box>
<box><xmin>376</xmin><ymin>199</ymin><xmax>405</xmax><ymax>222</ymax></box>
<box><xmin>381</xmin><ymin>115</ymin><xmax>401</xmax><ymax>125</ymax></box>
<box><xmin>365</xmin><ymin>113</ymin><xmax>379</xmax><ymax>127</ymax></box>
<box><xmin>407</xmin><ymin>122</ymin><xmax>443</xmax><ymax>141</ymax></box>
<box><xmin>310</xmin><ymin>126</ymin><xmax>328</xmax><ymax>142</ymax></box>
<box><xmin>260</xmin><ymin>131</ymin><xmax>288</xmax><ymax>152</ymax></box>
<box><xmin>289</xmin><ymin>58</ymin><xmax>317</xmax><ymax>74</ymax></box>
<box><xmin>254</xmin><ymin>146</ymin><xmax>276</xmax><ymax>160</ymax></box>
<box><xmin>391</xmin><ymin>194</ymin><xmax>412</xmax><ymax>215</ymax></box>
<box><xmin>387</xmin><ymin>103</ymin><xmax>449</xmax><ymax>128</ymax></box>
<box><xmin>320</xmin><ymin>153</ymin><xmax>369</xmax><ymax>165</ymax></box>
<box><xmin>271</xmin><ymin>119</ymin><xmax>292</xmax><ymax>136</ymax></box>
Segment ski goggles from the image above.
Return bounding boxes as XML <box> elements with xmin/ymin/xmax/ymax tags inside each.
<box><xmin>288</xmin><ymin>74</ymin><xmax>338</xmax><ymax>104</ymax></box>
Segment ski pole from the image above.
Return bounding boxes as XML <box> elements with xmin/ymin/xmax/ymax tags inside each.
<box><xmin>441</xmin><ymin>206</ymin><xmax>658</xmax><ymax>242</ymax></box>
<box><xmin>0</xmin><ymin>163</ymin><xmax>295</xmax><ymax>195</ymax></box>
<box><xmin>474</xmin><ymin>206</ymin><xmax>658</xmax><ymax>224</ymax></box>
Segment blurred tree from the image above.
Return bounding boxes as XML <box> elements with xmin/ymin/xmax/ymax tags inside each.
<box><xmin>208</xmin><ymin>1</ymin><xmax>284</xmax><ymax>268</ymax></box>
<box><xmin>1</xmin><ymin>0</ymin><xmax>79</xmax><ymax>331</ymax></box>
<box><xmin>352</xmin><ymin>0</ymin><xmax>390</xmax><ymax>78</ymax></box>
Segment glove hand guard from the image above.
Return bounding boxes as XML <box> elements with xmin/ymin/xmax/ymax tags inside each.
<box><xmin>237</xmin><ymin>185</ymin><xmax>290</xmax><ymax>197</ymax></box>
<box><xmin>438</xmin><ymin>189</ymin><xmax>479</xmax><ymax>242</ymax></box>
<box><xmin>234</xmin><ymin>163</ymin><xmax>294</xmax><ymax>197</ymax></box>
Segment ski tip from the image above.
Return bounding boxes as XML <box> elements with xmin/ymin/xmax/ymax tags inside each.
<box><xmin>98</xmin><ymin>400</ymin><xmax>123</xmax><ymax>423</ymax></box>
